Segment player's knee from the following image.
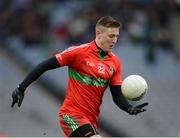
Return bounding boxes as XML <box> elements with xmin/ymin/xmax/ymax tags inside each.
<box><xmin>90</xmin><ymin>134</ymin><xmax>102</xmax><ymax>138</ymax></box>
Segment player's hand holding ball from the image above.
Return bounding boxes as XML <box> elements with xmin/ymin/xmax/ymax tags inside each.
<box><xmin>121</xmin><ymin>75</ymin><xmax>149</xmax><ymax>115</ymax></box>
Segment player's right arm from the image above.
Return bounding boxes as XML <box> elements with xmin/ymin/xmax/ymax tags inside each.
<box><xmin>11</xmin><ymin>45</ymin><xmax>87</xmax><ymax>107</ymax></box>
<box><xmin>11</xmin><ymin>56</ymin><xmax>60</xmax><ymax>107</ymax></box>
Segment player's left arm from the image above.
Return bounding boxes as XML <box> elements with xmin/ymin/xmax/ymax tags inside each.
<box><xmin>109</xmin><ymin>85</ymin><xmax>148</xmax><ymax>115</ymax></box>
<box><xmin>110</xmin><ymin>58</ymin><xmax>148</xmax><ymax>115</ymax></box>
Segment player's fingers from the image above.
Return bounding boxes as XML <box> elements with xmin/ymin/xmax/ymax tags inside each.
<box><xmin>18</xmin><ymin>95</ymin><xmax>24</xmax><ymax>107</ymax></box>
<box><xmin>140</xmin><ymin>109</ymin><xmax>146</xmax><ymax>112</ymax></box>
<box><xmin>136</xmin><ymin>102</ymin><xmax>148</xmax><ymax>109</ymax></box>
<box><xmin>11</xmin><ymin>95</ymin><xmax>18</xmax><ymax>107</ymax></box>
<box><xmin>11</xmin><ymin>100</ymin><xmax>16</xmax><ymax>107</ymax></box>
<box><xmin>135</xmin><ymin>109</ymin><xmax>146</xmax><ymax>115</ymax></box>
<box><xmin>18</xmin><ymin>98</ymin><xmax>23</xmax><ymax>107</ymax></box>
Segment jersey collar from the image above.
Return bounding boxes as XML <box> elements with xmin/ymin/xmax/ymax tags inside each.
<box><xmin>91</xmin><ymin>40</ymin><xmax>111</xmax><ymax>56</ymax></box>
<box><xmin>90</xmin><ymin>40</ymin><xmax>109</xmax><ymax>61</ymax></box>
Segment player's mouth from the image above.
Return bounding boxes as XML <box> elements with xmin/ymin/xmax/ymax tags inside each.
<box><xmin>109</xmin><ymin>45</ymin><xmax>114</xmax><ymax>49</ymax></box>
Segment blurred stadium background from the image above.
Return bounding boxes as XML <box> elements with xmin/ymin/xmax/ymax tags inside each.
<box><xmin>0</xmin><ymin>0</ymin><xmax>180</xmax><ymax>137</ymax></box>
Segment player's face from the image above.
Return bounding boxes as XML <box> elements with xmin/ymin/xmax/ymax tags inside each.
<box><xmin>98</xmin><ymin>27</ymin><xmax>119</xmax><ymax>52</ymax></box>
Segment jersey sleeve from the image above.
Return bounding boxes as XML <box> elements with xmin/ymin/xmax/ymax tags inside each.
<box><xmin>110</xmin><ymin>59</ymin><xmax>122</xmax><ymax>85</ymax></box>
<box><xmin>55</xmin><ymin>45</ymin><xmax>87</xmax><ymax>67</ymax></box>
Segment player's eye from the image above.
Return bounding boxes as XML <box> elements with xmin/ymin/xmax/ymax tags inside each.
<box><xmin>108</xmin><ymin>34</ymin><xmax>119</xmax><ymax>39</ymax></box>
<box><xmin>108</xmin><ymin>35</ymin><xmax>114</xmax><ymax>38</ymax></box>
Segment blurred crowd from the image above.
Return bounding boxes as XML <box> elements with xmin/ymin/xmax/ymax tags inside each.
<box><xmin>0</xmin><ymin>0</ymin><xmax>180</xmax><ymax>63</ymax></box>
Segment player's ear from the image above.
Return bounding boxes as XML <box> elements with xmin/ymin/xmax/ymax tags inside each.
<box><xmin>96</xmin><ymin>28</ymin><xmax>101</xmax><ymax>36</ymax></box>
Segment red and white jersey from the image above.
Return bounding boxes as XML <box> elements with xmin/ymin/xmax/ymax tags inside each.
<box><xmin>56</xmin><ymin>41</ymin><xmax>122</xmax><ymax>127</ymax></box>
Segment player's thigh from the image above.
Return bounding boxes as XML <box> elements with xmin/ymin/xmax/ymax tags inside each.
<box><xmin>59</xmin><ymin>113</ymin><xmax>98</xmax><ymax>137</ymax></box>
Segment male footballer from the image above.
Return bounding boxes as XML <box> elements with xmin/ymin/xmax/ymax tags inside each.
<box><xmin>11</xmin><ymin>16</ymin><xmax>148</xmax><ymax>137</ymax></box>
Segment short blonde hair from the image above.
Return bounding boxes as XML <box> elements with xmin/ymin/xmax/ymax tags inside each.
<box><xmin>96</xmin><ymin>16</ymin><xmax>122</xmax><ymax>28</ymax></box>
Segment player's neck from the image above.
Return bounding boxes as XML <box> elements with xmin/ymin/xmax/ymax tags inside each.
<box><xmin>95</xmin><ymin>40</ymin><xmax>104</xmax><ymax>51</ymax></box>
<box><xmin>94</xmin><ymin>40</ymin><xmax>106</xmax><ymax>52</ymax></box>
<box><xmin>94</xmin><ymin>40</ymin><xmax>108</xmax><ymax>57</ymax></box>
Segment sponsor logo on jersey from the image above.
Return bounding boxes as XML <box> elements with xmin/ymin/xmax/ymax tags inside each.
<box><xmin>86</xmin><ymin>61</ymin><xmax>95</xmax><ymax>67</ymax></box>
